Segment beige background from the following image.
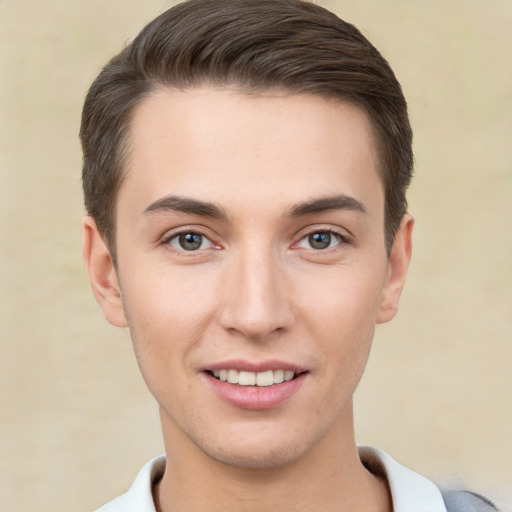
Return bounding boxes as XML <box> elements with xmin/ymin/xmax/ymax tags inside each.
<box><xmin>0</xmin><ymin>1</ymin><xmax>510</xmax><ymax>511</ymax></box>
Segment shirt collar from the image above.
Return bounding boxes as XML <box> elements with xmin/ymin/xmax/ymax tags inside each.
<box><xmin>96</xmin><ymin>447</ymin><xmax>447</xmax><ymax>512</ymax></box>
<box><xmin>359</xmin><ymin>446</ymin><xmax>447</xmax><ymax>512</ymax></box>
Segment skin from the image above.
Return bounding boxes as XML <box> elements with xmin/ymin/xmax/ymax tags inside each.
<box><xmin>83</xmin><ymin>87</ymin><xmax>413</xmax><ymax>512</ymax></box>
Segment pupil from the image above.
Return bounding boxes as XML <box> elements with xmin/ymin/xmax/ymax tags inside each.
<box><xmin>179</xmin><ymin>233</ymin><xmax>202</xmax><ymax>250</ymax></box>
<box><xmin>309</xmin><ymin>232</ymin><xmax>331</xmax><ymax>249</ymax></box>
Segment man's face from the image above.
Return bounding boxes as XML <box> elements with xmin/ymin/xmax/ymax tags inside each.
<box><xmin>86</xmin><ymin>87</ymin><xmax>411</xmax><ymax>469</ymax></box>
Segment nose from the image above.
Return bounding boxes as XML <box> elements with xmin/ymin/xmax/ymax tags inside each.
<box><xmin>219</xmin><ymin>245</ymin><xmax>294</xmax><ymax>341</ymax></box>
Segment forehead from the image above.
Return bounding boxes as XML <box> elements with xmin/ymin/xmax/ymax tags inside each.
<box><xmin>120</xmin><ymin>86</ymin><xmax>383</xmax><ymax>216</ymax></box>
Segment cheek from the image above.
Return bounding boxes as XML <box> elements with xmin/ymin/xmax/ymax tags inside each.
<box><xmin>297</xmin><ymin>265</ymin><xmax>384</xmax><ymax>366</ymax></box>
<box><xmin>300</xmin><ymin>264</ymin><xmax>385</xmax><ymax>328</ymax></box>
<box><xmin>122</xmin><ymin>262</ymin><xmax>218</xmax><ymax>327</ymax></box>
<box><xmin>120</xmin><ymin>267</ymin><xmax>219</xmax><ymax>385</ymax></box>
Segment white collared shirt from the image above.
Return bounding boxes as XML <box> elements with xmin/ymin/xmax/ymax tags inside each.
<box><xmin>95</xmin><ymin>446</ymin><xmax>447</xmax><ymax>512</ymax></box>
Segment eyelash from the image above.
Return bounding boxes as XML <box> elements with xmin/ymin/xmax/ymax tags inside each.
<box><xmin>161</xmin><ymin>227</ymin><xmax>352</xmax><ymax>253</ymax></box>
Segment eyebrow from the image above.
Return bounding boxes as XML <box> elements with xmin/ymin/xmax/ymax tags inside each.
<box><xmin>143</xmin><ymin>195</ymin><xmax>228</xmax><ymax>219</ymax></box>
<box><xmin>287</xmin><ymin>195</ymin><xmax>367</xmax><ymax>217</ymax></box>
<box><xmin>143</xmin><ymin>193</ymin><xmax>366</xmax><ymax>220</ymax></box>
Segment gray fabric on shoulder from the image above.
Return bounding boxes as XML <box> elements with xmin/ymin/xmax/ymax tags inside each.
<box><xmin>442</xmin><ymin>490</ymin><xmax>498</xmax><ymax>512</ymax></box>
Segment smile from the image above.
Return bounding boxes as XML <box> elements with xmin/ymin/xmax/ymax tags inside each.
<box><xmin>204</xmin><ymin>369</ymin><xmax>307</xmax><ymax>410</ymax></box>
<box><xmin>208</xmin><ymin>369</ymin><xmax>296</xmax><ymax>386</ymax></box>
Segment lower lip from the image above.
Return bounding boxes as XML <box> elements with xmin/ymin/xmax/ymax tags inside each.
<box><xmin>204</xmin><ymin>372</ymin><xmax>307</xmax><ymax>410</ymax></box>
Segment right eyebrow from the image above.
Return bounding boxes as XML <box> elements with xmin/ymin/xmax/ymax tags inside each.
<box><xmin>143</xmin><ymin>195</ymin><xmax>228</xmax><ymax>220</ymax></box>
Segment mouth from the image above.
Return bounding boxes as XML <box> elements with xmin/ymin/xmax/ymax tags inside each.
<box><xmin>205</xmin><ymin>368</ymin><xmax>303</xmax><ymax>386</ymax></box>
<box><xmin>203</xmin><ymin>363</ymin><xmax>308</xmax><ymax>410</ymax></box>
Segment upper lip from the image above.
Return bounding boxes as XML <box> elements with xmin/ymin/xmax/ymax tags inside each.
<box><xmin>204</xmin><ymin>359</ymin><xmax>307</xmax><ymax>373</ymax></box>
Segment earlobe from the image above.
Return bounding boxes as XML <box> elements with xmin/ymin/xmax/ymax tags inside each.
<box><xmin>377</xmin><ymin>214</ymin><xmax>414</xmax><ymax>324</ymax></box>
<box><xmin>82</xmin><ymin>216</ymin><xmax>128</xmax><ymax>328</ymax></box>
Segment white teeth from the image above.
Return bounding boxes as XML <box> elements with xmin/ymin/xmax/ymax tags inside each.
<box><xmin>238</xmin><ymin>371</ymin><xmax>256</xmax><ymax>386</ymax></box>
<box><xmin>227</xmin><ymin>369</ymin><xmax>239</xmax><ymax>384</ymax></box>
<box><xmin>284</xmin><ymin>370</ymin><xmax>295</xmax><ymax>381</ymax></box>
<box><xmin>273</xmin><ymin>369</ymin><xmax>285</xmax><ymax>384</ymax></box>
<box><xmin>256</xmin><ymin>370</ymin><xmax>274</xmax><ymax>387</ymax></box>
<box><xmin>211</xmin><ymin>369</ymin><xmax>297</xmax><ymax>386</ymax></box>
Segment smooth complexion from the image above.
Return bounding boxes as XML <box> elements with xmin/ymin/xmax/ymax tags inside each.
<box><xmin>83</xmin><ymin>87</ymin><xmax>413</xmax><ymax>512</ymax></box>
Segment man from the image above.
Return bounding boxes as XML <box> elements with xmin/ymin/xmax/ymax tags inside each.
<box><xmin>80</xmin><ymin>1</ymin><xmax>497</xmax><ymax>510</ymax></box>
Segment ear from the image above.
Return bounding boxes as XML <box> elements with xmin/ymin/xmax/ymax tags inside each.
<box><xmin>82</xmin><ymin>216</ymin><xmax>128</xmax><ymax>327</ymax></box>
<box><xmin>377</xmin><ymin>214</ymin><xmax>414</xmax><ymax>324</ymax></box>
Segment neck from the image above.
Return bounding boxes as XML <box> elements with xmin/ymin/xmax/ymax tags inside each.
<box><xmin>154</xmin><ymin>407</ymin><xmax>391</xmax><ymax>512</ymax></box>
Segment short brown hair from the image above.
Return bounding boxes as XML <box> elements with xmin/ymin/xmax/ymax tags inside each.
<box><xmin>80</xmin><ymin>0</ymin><xmax>413</xmax><ymax>260</ymax></box>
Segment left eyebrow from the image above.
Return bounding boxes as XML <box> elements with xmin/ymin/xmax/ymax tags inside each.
<box><xmin>287</xmin><ymin>195</ymin><xmax>367</xmax><ymax>217</ymax></box>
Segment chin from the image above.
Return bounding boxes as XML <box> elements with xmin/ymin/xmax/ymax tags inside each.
<box><xmin>206</xmin><ymin>441</ymin><xmax>307</xmax><ymax>470</ymax></box>
<box><xmin>193</xmin><ymin>421</ymin><xmax>330</xmax><ymax>471</ymax></box>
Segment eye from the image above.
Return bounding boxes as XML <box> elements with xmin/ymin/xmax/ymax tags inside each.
<box><xmin>297</xmin><ymin>231</ymin><xmax>343</xmax><ymax>250</ymax></box>
<box><xmin>168</xmin><ymin>232</ymin><xmax>214</xmax><ymax>251</ymax></box>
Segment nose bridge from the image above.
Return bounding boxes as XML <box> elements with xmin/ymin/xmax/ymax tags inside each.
<box><xmin>220</xmin><ymin>240</ymin><xmax>292</xmax><ymax>339</ymax></box>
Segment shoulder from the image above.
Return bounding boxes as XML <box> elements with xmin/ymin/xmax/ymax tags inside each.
<box><xmin>441</xmin><ymin>490</ymin><xmax>499</xmax><ymax>512</ymax></box>
<box><xmin>358</xmin><ymin>447</ymin><xmax>498</xmax><ymax>512</ymax></box>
